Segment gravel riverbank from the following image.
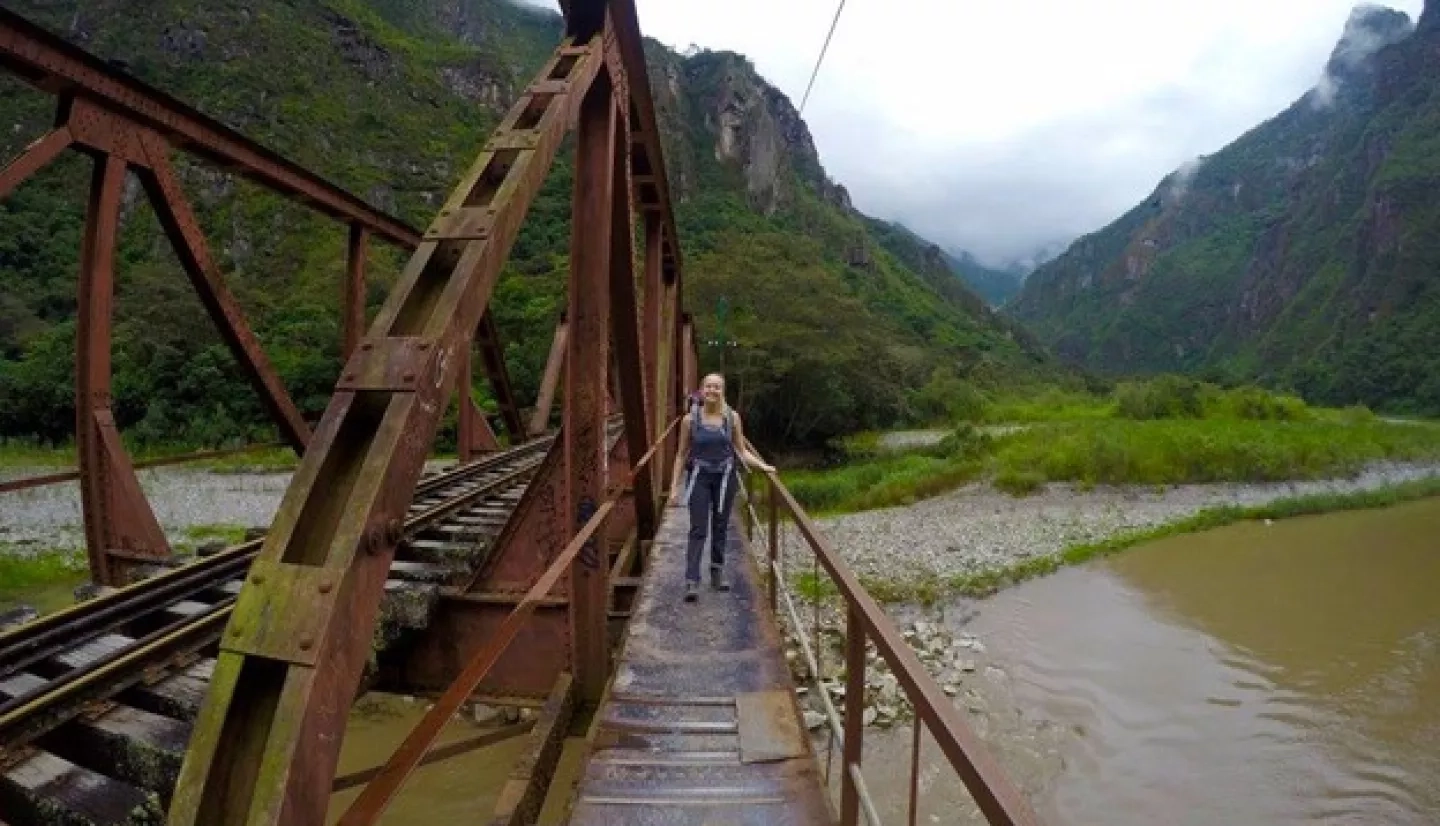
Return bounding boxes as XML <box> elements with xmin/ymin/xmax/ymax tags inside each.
<box><xmin>0</xmin><ymin>467</ymin><xmax>293</xmax><ymax>553</ymax></box>
<box><xmin>797</xmin><ymin>460</ymin><xmax>1440</xmax><ymax>589</ymax></box>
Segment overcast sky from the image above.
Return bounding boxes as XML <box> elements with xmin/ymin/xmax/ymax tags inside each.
<box><xmin>524</xmin><ymin>1</ymin><xmax>1423</xmax><ymax>266</ymax></box>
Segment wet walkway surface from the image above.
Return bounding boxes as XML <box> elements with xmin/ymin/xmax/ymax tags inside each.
<box><xmin>566</xmin><ymin>505</ymin><xmax>834</xmax><ymax>825</ymax></box>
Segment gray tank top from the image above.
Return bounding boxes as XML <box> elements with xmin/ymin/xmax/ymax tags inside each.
<box><xmin>689</xmin><ymin>411</ymin><xmax>734</xmax><ymax>473</ymax></box>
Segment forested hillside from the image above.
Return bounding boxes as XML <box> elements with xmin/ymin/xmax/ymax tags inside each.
<box><xmin>0</xmin><ymin>0</ymin><xmax>1056</xmax><ymax>448</ymax></box>
<box><xmin>1012</xmin><ymin>3</ymin><xmax>1440</xmax><ymax>416</ymax></box>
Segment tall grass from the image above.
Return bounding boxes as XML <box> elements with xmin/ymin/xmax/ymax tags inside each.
<box><xmin>783</xmin><ymin>452</ymin><xmax>983</xmax><ymax>514</ymax></box>
<box><xmin>0</xmin><ymin>549</ymin><xmax>88</xmax><ymax>592</ymax></box>
<box><xmin>991</xmin><ymin>419</ymin><xmax>1440</xmax><ymax>487</ymax></box>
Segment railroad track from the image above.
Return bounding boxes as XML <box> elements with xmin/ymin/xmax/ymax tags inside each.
<box><xmin>0</xmin><ymin>437</ymin><xmax>557</xmax><ymax>826</ymax></box>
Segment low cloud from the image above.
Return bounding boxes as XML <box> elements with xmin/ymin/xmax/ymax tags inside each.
<box><xmin>1311</xmin><ymin>4</ymin><xmax>1416</xmax><ymax>110</ymax></box>
<box><xmin>507</xmin><ymin>0</ymin><xmax>1424</xmax><ymax>267</ymax></box>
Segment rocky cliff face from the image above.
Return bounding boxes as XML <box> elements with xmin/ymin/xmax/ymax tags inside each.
<box><xmin>644</xmin><ymin>48</ymin><xmax>853</xmax><ymax>215</ymax></box>
<box><xmin>1011</xmin><ymin>3</ymin><xmax>1440</xmax><ymax>415</ymax></box>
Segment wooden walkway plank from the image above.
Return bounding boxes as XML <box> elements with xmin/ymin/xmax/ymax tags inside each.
<box><xmin>566</xmin><ymin>508</ymin><xmax>833</xmax><ymax>825</ymax></box>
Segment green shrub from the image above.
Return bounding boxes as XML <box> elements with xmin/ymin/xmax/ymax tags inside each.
<box><xmin>908</xmin><ymin>368</ymin><xmax>989</xmax><ymax>423</ymax></box>
<box><xmin>1114</xmin><ymin>375</ymin><xmax>1206</xmax><ymax>420</ymax></box>
<box><xmin>934</xmin><ymin>423</ymin><xmax>990</xmax><ymax>459</ymax></box>
<box><xmin>1211</xmin><ymin>385</ymin><xmax>1310</xmax><ymax>421</ymax></box>
<box><xmin>993</xmin><ymin>468</ymin><xmax>1046</xmax><ymax>496</ymax></box>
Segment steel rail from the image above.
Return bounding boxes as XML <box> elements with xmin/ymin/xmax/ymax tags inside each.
<box><xmin>0</xmin><ymin>443</ymin><xmax>553</xmax><ymax>750</ymax></box>
<box><xmin>0</xmin><ymin>439</ymin><xmax>552</xmax><ymax>674</ymax></box>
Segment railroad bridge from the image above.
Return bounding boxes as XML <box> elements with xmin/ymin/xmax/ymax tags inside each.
<box><xmin>0</xmin><ymin>2</ymin><xmax>1039</xmax><ymax>824</ymax></box>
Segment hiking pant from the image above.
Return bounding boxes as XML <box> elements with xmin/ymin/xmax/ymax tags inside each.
<box><xmin>685</xmin><ymin>468</ymin><xmax>737</xmax><ymax>583</ymax></box>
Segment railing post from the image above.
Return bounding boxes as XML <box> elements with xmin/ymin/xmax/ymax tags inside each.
<box><xmin>840</xmin><ymin>606</ymin><xmax>866</xmax><ymax>826</ymax></box>
<box><xmin>767</xmin><ymin>476</ymin><xmax>779</xmax><ymax>614</ymax></box>
<box><xmin>344</xmin><ymin>223</ymin><xmax>368</xmax><ymax>361</ymax></box>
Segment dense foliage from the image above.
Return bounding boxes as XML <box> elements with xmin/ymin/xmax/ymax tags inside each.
<box><xmin>1012</xmin><ymin>5</ymin><xmax>1440</xmax><ymax>418</ymax></box>
<box><xmin>0</xmin><ymin>0</ymin><xmax>1054</xmax><ymax>451</ymax></box>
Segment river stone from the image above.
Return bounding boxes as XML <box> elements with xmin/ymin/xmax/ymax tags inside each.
<box><xmin>0</xmin><ymin>604</ymin><xmax>38</xmax><ymax>631</ymax></box>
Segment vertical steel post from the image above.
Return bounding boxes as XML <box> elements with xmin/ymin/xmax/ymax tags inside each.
<box><xmin>344</xmin><ymin>223</ymin><xmax>368</xmax><ymax>361</ymax></box>
<box><xmin>458</xmin><ymin>341</ymin><xmax>476</xmax><ymax>463</ymax></box>
<box><xmin>566</xmin><ymin>66</ymin><xmax>616</xmax><ymax>707</ymax></box>
<box><xmin>608</xmin><ymin>97</ymin><xmax>656</xmax><ymax>542</ymax></box>
<box><xmin>681</xmin><ymin>315</ymin><xmax>697</xmax><ymax>395</ymax></box>
<box><xmin>768</xmin><ymin>477</ymin><xmax>779</xmax><ymax>613</ymax></box>
<box><xmin>908</xmin><ymin>717</ymin><xmax>923</xmax><ymax>826</ymax></box>
<box><xmin>75</xmin><ymin>153</ymin><xmax>171</xmax><ymax>585</ymax></box>
<box><xmin>528</xmin><ymin>318</ymin><xmax>568</xmax><ymax>437</ymax></box>
<box><xmin>642</xmin><ymin>213</ymin><xmax>664</xmax><ymax>493</ymax></box>
<box><xmin>840</xmin><ymin>606</ymin><xmax>867</xmax><ymax>826</ymax></box>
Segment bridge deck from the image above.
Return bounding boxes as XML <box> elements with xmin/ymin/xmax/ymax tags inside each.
<box><xmin>567</xmin><ymin>504</ymin><xmax>834</xmax><ymax>825</ymax></box>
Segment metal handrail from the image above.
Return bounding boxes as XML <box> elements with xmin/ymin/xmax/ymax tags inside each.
<box><xmin>746</xmin><ymin>469</ymin><xmax>1042</xmax><ymax>826</ymax></box>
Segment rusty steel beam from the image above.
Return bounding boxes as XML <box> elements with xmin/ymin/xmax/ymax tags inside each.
<box><xmin>458</xmin><ymin>342</ymin><xmax>501</xmax><ymax>462</ymax></box>
<box><xmin>167</xmin><ymin>30</ymin><xmax>609</xmax><ymax>826</ymax></box>
<box><xmin>476</xmin><ymin>310</ymin><xmax>525</xmax><ymax>441</ymax></box>
<box><xmin>565</xmin><ymin>64</ymin><xmax>617</xmax><ymax>708</ymax></box>
<box><xmin>604</xmin><ymin>0</ymin><xmax>683</xmax><ymax>280</ymax></box>
<box><xmin>0</xmin><ymin>123</ymin><xmax>72</xmax><ymax>199</ymax></box>
<box><xmin>74</xmin><ymin>153</ymin><xmax>172</xmax><ymax>585</ymax></box>
<box><xmin>0</xmin><ymin>7</ymin><xmax>418</xmax><ymax>247</ymax></box>
<box><xmin>487</xmin><ymin>673</ymin><xmax>576</xmax><ymax>826</ymax></box>
<box><xmin>344</xmin><ymin>224</ymin><xmax>369</xmax><ymax>361</ymax></box>
<box><xmin>607</xmin><ymin>98</ymin><xmax>656</xmax><ymax>542</ymax></box>
<box><xmin>681</xmin><ymin>314</ymin><xmax>697</xmax><ymax>396</ymax></box>
<box><xmin>640</xmin><ymin>213</ymin><xmax>670</xmax><ymax>495</ymax></box>
<box><xmin>528</xmin><ymin>318</ymin><xmax>568</xmax><ymax>437</ymax></box>
<box><xmin>136</xmin><ymin>137</ymin><xmax>313</xmax><ymax>452</ymax></box>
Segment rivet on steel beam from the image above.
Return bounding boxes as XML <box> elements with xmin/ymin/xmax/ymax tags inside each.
<box><xmin>361</xmin><ymin>343</ymin><xmax>372</xmax><ymax>351</ymax></box>
<box><xmin>345</xmin><ymin>373</ymin><xmax>356</xmax><ymax>381</ymax></box>
<box><xmin>403</xmin><ymin>372</ymin><xmax>416</xmax><ymax>382</ymax></box>
<box><xmin>231</xmin><ymin>626</ymin><xmax>243</xmax><ymax>636</ymax></box>
<box><xmin>384</xmin><ymin>518</ymin><xmax>404</xmax><ymax>545</ymax></box>
<box><xmin>251</xmin><ymin>575</ymin><xmax>264</xmax><ymax>585</ymax></box>
<box><xmin>318</xmin><ymin>580</ymin><xmax>333</xmax><ymax>594</ymax></box>
<box><xmin>299</xmin><ymin>636</ymin><xmax>314</xmax><ymax>651</ymax></box>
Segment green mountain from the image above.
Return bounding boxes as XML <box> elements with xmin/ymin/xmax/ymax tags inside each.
<box><xmin>0</xmin><ymin>0</ymin><xmax>1054</xmax><ymax>448</ymax></box>
<box><xmin>1011</xmin><ymin>3</ymin><xmax>1440</xmax><ymax>416</ymax></box>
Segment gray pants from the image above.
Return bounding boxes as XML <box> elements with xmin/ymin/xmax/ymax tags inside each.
<box><xmin>685</xmin><ymin>468</ymin><xmax>737</xmax><ymax>583</ymax></box>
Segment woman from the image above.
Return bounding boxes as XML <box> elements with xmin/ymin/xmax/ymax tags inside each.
<box><xmin>668</xmin><ymin>373</ymin><xmax>774</xmax><ymax>602</ymax></box>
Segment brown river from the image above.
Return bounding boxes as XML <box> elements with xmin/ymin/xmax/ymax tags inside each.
<box><xmin>871</xmin><ymin>497</ymin><xmax>1440</xmax><ymax>825</ymax></box>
